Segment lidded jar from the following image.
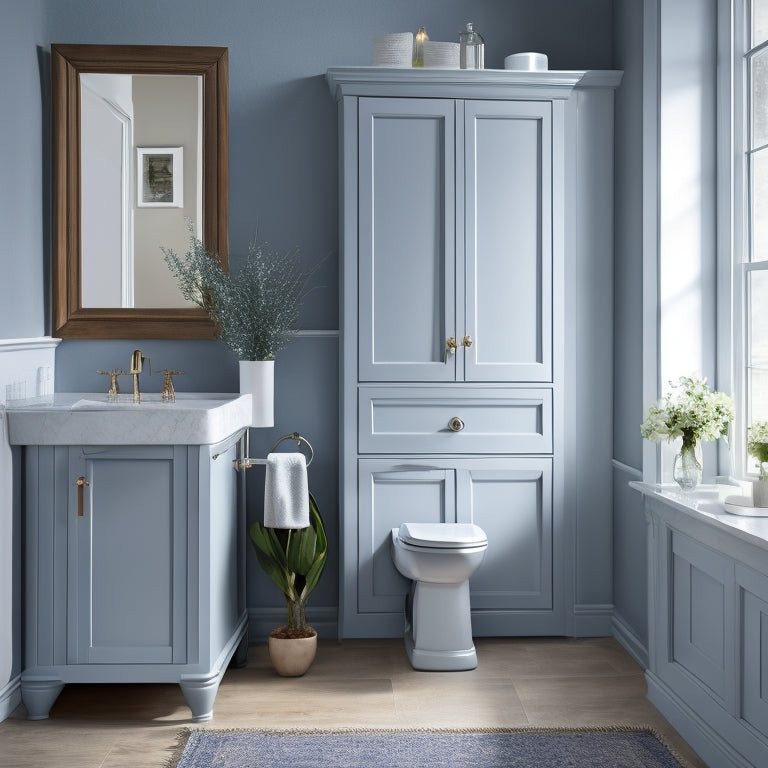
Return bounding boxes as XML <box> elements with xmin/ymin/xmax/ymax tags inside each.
<box><xmin>459</xmin><ymin>22</ymin><xmax>484</xmax><ymax>69</ymax></box>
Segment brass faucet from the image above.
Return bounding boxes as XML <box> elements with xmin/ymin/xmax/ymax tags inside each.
<box><xmin>129</xmin><ymin>349</ymin><xmax>151</xmax><ymax>403</ymax></box>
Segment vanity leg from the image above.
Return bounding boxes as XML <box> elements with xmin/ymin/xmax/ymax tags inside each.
<box><xmin>179</xmin><ymin>673</ymin><xmax>221</xmax><ymax>722</ymax></box>
<box><xmin>21</xmin><ymin>677</ymin><xmax>65</xmax><ymax>720</ymax></box>
<box><xmin>232</xmin><ymin>631</ymin><xmax>249</xmax><ymax>668</ymax></box>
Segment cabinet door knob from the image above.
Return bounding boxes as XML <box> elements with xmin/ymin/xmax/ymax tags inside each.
<box><xmin>444</xmin><ymin>336</ymin><xmax>457</xmax><ymax>363</ymax></box>
<box><xmin>449</xmin><ymin>416</ymin><xmax>465</xmax><ymax>432</ymax></box>
<box><xmin>75</xmin><ymin>476</ymin><xmax>89</xmax><ymax>517</ymax></box>
<box><xmin>462</xmin><ymin>335</ymin><xmax>473</xmax><ymax>348</ymax></box>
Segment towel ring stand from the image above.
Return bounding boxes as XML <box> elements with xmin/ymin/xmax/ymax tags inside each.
<box><xmin>271</xmin><ymin>432</ymin><xmax>314</xmax><ymax>467</ymax></box>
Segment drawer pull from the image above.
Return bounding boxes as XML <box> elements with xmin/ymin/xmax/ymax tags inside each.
<box><xmin>462</xmin><ymin>335</ymin><xmax>473</xmax><ymax>348</ymax></box>
<box><xmin>75</xmin><ymin>476</ymin><xmax>89</xmax><ymax>517</ymax></box>
<box><xmin>449</xmin><ymin>417</ymin><xmax>465</xmax><ymax>432</ymax></box>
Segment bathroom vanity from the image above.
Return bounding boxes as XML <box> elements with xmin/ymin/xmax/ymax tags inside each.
<box><xmin>7</xmin><ymin>393</ymin><xmax>251</xmax><ymax>721</ymax></box>
<box><xmin>327</xmin><ymin>68</ymin><xmax>622</xmax><ymax>639</ymax></box>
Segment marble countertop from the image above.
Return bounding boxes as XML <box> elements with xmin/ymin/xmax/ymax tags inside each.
<box><xmin>5</xmin><ymin>392</ymin><xmax>252</xmax><ymax>446</ymax></box>
<box><xmin>629</xmin><ymin>481</ymin><xmax>768</xmax><ymax>550</ymax></box>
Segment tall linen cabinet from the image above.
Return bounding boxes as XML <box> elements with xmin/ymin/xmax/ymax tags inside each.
<box><xmin>326</xmin><ymin>68</ymin><xmax>621</xmax><ymax>639</ymax></box>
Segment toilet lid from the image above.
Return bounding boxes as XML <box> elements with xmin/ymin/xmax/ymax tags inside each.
<box><xmin>398</xmin><ymin>522</ymin><xmax>487</xmax><ymax>549</ymax></box>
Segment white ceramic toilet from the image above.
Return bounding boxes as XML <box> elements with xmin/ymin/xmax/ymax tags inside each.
<box><xmin>390</xmin><ymin>522</ymin><xmax>488</xmax><ymax>671</ymax></box>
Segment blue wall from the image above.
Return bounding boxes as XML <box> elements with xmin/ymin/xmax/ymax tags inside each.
<box><xmin>0</xmin><ymin>0</ymin><xmax>48</xmax><ymax>339</ymax></box>
<box><xmin>4</xmin><ymin>0</ymin><xmax>615</xmax><ymax>636</ymax></box>
<box><xmin>611</xmin><ymin>0</ymin><xmax>648</xmax><ymax>662</ymax></box>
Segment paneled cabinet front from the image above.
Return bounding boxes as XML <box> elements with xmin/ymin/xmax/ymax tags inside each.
<box><xmin>330</xmin><ymin>68</ymin><xmax>619</xmax><ymax>641</ymax></box>
<box><xmin>352</xmin><ymin>458</ymin><xmax>556</xmax><ymax>637</ymax></box>
<box><xmin>68</xmin><ymin>446</ymin><xmax>188</xmax><ymax>665</ymax></box>
<box><xmin>21</xmin><ymin>436</ymin><xmax>247</xmax><ymax>722</ymax></box>
<box><xmin>358</xmin><ymin>97</ymin><xmax>552</xmax><ymax>384</ymax></box>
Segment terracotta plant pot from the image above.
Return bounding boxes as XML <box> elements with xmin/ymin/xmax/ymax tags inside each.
<box><xmin>268</xmin><ymin>630</ymin><xmax>317</xmax><ymax>677</ymax></box>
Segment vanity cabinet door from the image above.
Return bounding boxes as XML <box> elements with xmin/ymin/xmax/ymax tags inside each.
<box><xmin>463</xmin><ymin>100</ymin><xmax>553</xmax><ymax>383</ymax></box>
<box><xmin>68</xmin><ymin>446</ymin><xmax>188</xmax><ymax>665</ymax></box>
<box><xmin>358</xmin><ymin>97</ymin><xmax>457</xmax><ymax>383</ymax></box>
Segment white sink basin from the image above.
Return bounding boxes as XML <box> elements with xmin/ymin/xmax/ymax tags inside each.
<box><xmin>6</xmin><ymin>392</ymin><xmax>252</xmax><ymax>446</ymax></box>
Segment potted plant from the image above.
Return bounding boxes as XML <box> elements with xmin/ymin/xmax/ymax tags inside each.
<box><xmin>249</xmin><ymin>492</ymin><xmax>327</xmax><ymax>676</ymax></box>
<box><xmin>162</xmin><ymin>227</ymin><xmax>317</xmax><ymax>426</ymax></box>
<box><xmin>641</xmin><ymin>374</ymin><xmax>733</xmax><ymax>491</ymax></box>
<box><xmin>747</xmin><ymin>421</ymin><xmax>768</xmax><ymax>506</ymax></box>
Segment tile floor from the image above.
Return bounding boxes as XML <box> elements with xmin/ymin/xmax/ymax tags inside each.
<box><xmin>0</xmin><ymin>637</ymin><xmax>707</xmax><ymax>767</ymax></box>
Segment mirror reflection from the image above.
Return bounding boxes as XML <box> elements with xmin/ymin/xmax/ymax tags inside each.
<box><xmin>80</xmin><ymin>73</ymin><xmax>202</xmax><ymax>309</ymax></box>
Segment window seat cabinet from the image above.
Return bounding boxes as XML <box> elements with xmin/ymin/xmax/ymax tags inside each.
<box><xmin>20</xmin><ymin>433</ymin><xmax>247</xmax><ymax>722</ymax></box>
<box><xmin>635</xmin><ymin>485</ymin><xmax>768</xmax><ymax>768</ymax></box>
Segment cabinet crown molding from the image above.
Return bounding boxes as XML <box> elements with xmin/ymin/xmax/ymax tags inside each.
<box><xmin>325</xmin><ymin>67</ymin><xmax>622</xmax><ymax>101</ymax></box>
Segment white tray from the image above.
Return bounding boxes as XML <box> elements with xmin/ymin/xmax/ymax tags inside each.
<box><xmin>724</xmin><ymin>495</ymin><xmax>768</xmax><ymax>517</ymax></box>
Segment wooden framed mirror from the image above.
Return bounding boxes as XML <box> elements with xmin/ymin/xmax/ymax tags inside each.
<box><xmin>52</xmin><ymin>44</ymin><xmax>228</xmax><ymax>338</ymax></box>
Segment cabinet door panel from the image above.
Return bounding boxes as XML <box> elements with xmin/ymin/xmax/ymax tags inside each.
<box><xmin>459</xmin><ymin>462</ymin><xmax>552</xmax><ymax>611</ymax></box>
<box><xmin>464</xmin><ymin>101</ymin><xmax>552</xmax><ymax>382</ymax></box>
<box><xmin>738</xmin><ymin>564</ymin><xmax>768</xmax><ymax>737</ymax></box>
<box><xmin>359</xmin><ymin>98</ymin><xmax>456</xmax><ymax>382</ymax></box>
<box><xmin>70</xmin><ymin>447</ymin><xmax>187</xmax><ymax>665</ymax></box>
<box><xmin>358</xmin><ymin>462</ymin><xmax>454</xmax><ymax>613</ymax></box>
<box><xmin>671</xmin><ymin>532</ymin><xmax>731</xmax><ymax>701</ymax></box>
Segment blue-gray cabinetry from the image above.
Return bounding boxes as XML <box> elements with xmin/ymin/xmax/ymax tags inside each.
<box><xmin>20</xmin><ymin>433</ymin><xmax>247</xmax><ymax>721</ymax></box>
<box><xmin>327</xmin><ymin>68</ymin><xmax>620</xmax><ymax>640</ymax></box>
<box><xmin>642</xmin><ymin>491</ymin><xmax>768</xmax><ymax>767</ymax></box>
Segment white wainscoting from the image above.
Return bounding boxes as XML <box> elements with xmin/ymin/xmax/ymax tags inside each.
<box><xmin>0</xmin><ymin>337</ymin><xmax>59</xmax><ymax>723</ymax></box>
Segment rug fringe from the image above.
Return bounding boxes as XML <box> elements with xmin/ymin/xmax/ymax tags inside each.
<box><xmin>164</xmin><ymin>728</ymin><xmax>193</xmax><ymax>768</ymax></box>
<box><xmin>170</xmin><ymin>724</ymin><xmax>692</xmax><ymax>767</ymax></box>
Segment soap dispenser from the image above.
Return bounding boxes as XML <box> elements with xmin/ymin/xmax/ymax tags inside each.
<box><xmin>459</xmin><ymin>22</ymin><xmax>484</xmax><ymax>69</ymax></box>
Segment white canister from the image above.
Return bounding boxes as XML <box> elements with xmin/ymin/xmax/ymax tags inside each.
<box><xmin>504</xmin><ymin>52</ymin><xmax>549</xmax><ymax>71</ymax></box>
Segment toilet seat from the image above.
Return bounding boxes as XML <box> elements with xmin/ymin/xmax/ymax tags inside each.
<box><xmin>397</xmin><ymin>522</ymin><xmax>487</xmax><ymax>549</ymax></box>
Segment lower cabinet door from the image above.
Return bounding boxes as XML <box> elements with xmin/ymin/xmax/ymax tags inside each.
<box><xmin>458</xmin><ymin>463</ymin><xmax>553</xmax><ymax>613</ymax></box>
<box><xmin>354</xmin><ymin>457</ymin><xmax>556</xmax><ymax>637</ymax></box>
<box><xmin>357</xmin><ymin>461</ymin><xmax>455</xmax><ymax>615</ymax></box>
<box><xmin>69</xmin><ymin>446</ymin><xmax>188</xmax><ymax>665</ymax></box>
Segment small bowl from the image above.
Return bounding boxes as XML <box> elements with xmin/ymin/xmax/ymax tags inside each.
<box><xmin>423</xmin><ymin>41</ymin><xmax>460</xmax><ymax>69</ymax></box>
<box><xmin>504</xmin><ymin>52</ymin><xmax>548</xmax><ymax>71</ymax></box>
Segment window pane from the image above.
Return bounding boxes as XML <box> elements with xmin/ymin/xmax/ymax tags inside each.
<box><xmin>755</xmin><ymin>0</ymin><xmax>768</xmax><ymax>45</ymax></box>
<box><xmin>752</xmin><ymin>49</ymin><xmax>768</xmax><ymax>148</ymax></box>
<box><xmin>748</xmin><ymin>271</ymin><xmax>768</xmax><ymax>429</ymax></box>
<box><xmin>752</xmin><ymin>148</ymin><xmax>768</xmax><ymax>259</ymax></box>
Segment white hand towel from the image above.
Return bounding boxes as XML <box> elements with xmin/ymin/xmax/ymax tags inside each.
<box><xmin>263</xmin><ymin>452</ymin><xmax>310</xmax><ymax>529</ymax></box>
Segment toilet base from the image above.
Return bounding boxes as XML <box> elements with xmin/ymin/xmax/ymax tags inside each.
<box><xmin>403</xmin><ymin>580</ymin><xmax>478</xmax><ymax>671</ymax></box>
<box><xmin>404</xmin><ymin>632</ymin><xmax>478</xmax><ymax>671</ymax></box>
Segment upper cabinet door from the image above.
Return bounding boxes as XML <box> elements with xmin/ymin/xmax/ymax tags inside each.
<box><xmin>463</xmin><ymin>101</ymin><xmax>553</xmax><ymax>382</ymax></box>
<box><xmin>358</xmin><ymin>98</ymin><xmax>456</xmax><ymax>382</ymax></box>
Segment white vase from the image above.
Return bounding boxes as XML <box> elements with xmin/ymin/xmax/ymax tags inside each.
<box><xmin>239</xmin><ymin>360</ymin><xmax>274</xmax><ymax>428</ymax></box>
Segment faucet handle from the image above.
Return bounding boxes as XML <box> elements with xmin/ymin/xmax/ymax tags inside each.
<box><xmin>160</xmin><ymin>369</ymin><xmax>185</xmax><ymax>402</ymax></box>
<box><xmin>97</xmin><ymin>369</ymin><xmax>124</xmax><ymax>400</ymax></box>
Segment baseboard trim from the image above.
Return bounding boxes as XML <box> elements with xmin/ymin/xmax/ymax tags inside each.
<box><xmin>571</xmin><ymin>603</ymin><xmax>613</xmax><ymax>637</ymax></box>
<box><xmin>646</xmin><ymin>671</ymin><xmax>753</xmax><ymax>768</ymax></box>
<box><xmin>0</xmin><ymin>674</ymin><xmax>21</xmax><ymax>723</ymax></box>
<box><xmin>248</xmin><ymin>606</ymin><xmax>339</xmax><ymax>644</ymax></box>
<box><xmin>611</xmin><ymin>612</ymin><xmax>648</xmax><ymax>668</ymax></box>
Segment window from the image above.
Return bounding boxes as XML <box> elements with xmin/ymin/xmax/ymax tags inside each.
<box><xmin>736</xmin><ymin>0</ymin><xmax>768</xmax><ymax>475</ymax></box>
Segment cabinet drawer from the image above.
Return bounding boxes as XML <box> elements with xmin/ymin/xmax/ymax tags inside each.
<box><xmin>358</xmin><ymin>387</ymin><xmax>552</xmax><ymax>454</ymax></box>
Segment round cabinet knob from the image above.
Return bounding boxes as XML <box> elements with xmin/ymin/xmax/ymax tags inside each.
<box><xmin>449</xmin><ymin>416</ymin><xmax>465</xmax><ymax>432</ymax></box>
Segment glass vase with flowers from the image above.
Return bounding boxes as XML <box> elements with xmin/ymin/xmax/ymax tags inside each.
<box><xmin>641</xmin><ymin>375</ymin><xmax>734</xmax><ymax>491</ymax></box>
<box><xmin>747</xmin><ymin>421</ymin><xmax>768</xmax><ymax>506</ymax></box>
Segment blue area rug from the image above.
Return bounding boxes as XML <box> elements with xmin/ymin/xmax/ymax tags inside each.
<box><xmin>168</xmin><ymin>728</ymin><xmax>686</xmax><ymax>768</ymax></box>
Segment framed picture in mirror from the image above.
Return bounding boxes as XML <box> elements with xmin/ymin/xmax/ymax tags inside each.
<box><xmin>137</xmin><ymin>147</ymin><xmax>183</xmax><ymax>208</ymax></box>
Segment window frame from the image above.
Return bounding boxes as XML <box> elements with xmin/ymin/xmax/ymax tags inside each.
<box><xmin>726</xmin><ymin>0</ymin><xmax>768</xmax><ymax>480</ymax></box>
